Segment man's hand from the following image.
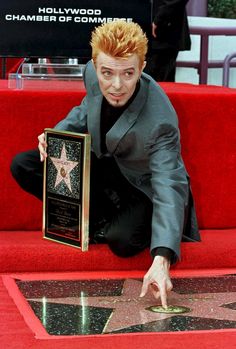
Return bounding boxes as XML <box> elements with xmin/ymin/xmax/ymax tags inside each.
<box><xmin>38</xmin><ymin>133</ymin><xmax>47</xmax><ymax>162</ymax></box>
<box><xmin>152</xmin><ymin>22</ymin><xmax>157</xmax><ymax>38</ymax></box>
<box><xmin>140</xmin><ymin>255</ymin><xmax>173</xmax><ymax>308</ymax></box>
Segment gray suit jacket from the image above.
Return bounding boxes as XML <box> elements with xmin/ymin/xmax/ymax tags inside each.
<box><xmin>55</xmin><ymin>61</ymin><xmax>200</xmax><ymax>260</ymax></box>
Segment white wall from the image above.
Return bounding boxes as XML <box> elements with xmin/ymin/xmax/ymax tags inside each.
<box><xmin>176</xmin><ymin>16</ymin><xmax>236</xmax><ymax>87</ymax></box>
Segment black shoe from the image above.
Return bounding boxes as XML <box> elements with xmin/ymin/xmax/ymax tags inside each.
<box><xmin>91</xmin><ymin>229</ymin><xmax>107</xmax><ymax>244</ymax></box>
<box><xmin>90</xmin><ymin>219</ymin><xmax>108</xmax><ymax>244</ymax></box>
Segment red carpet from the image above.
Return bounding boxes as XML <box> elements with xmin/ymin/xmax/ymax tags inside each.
<box><xmin>1</xmin><ymin>270</ymin><xmax>236</xmax><ymax>349</ymax></box>
<box><xmin>0</xmin><ymin>230</ymin><xmax>236</xmax><ymax>273</ymax></box>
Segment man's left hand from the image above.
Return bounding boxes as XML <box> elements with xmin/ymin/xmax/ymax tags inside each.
<box><xmin>140</xmin><ymin>255</ymin><xmax>173</xmax><ymax>308</ymax></box>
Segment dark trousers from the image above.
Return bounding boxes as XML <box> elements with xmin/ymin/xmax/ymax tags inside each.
<box><xmin>10</xmin><ymin>150</ymin><xmax>152</xmax><ymax>257</ymax></box>
<box><xmin>144</xmin><ymin>48</ymin><xmax>179</xmax><ymax>82</ymax></box>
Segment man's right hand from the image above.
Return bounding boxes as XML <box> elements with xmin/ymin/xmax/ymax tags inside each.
<box><xmin>140</xmin><ymin>255</ymin><xmax>173</xmax><ymax>309</ymax></box>
<box><xmin>38</xmin><ymin>133</ymin><xmax>47</xmax><ymax>162</ymax></box>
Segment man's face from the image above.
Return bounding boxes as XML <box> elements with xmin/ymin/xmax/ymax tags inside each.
<box><xmin>95</xmin><ymin>52</ymin><xmax>145</xmax><ymax>107</ymax></box>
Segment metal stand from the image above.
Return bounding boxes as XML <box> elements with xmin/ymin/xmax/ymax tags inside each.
<box><xmin>1</xmin><ymin>57</ymin><xmax>7</xmax><ymax>79</ymax></box>
<box><xmin>222</xmin><ymin>52</ymin><xmax>236</xmax><ymax>87</ymax></box>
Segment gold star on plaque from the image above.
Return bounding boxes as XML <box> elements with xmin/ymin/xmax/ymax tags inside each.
<box><xmin>50</xmin><ymin>143</ymin><xmax>79</xmax><ymax>192</ymax></box>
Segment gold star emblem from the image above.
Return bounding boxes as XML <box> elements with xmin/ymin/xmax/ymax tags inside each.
<box><xmin>50</xmin><ymin>143</ymin><xmax>79</xmax><ymax>192</ymax></box>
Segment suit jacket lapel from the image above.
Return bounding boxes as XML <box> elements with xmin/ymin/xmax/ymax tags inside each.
<box><xmin>87</xmin><ymin>93</ymin><xmax>103</xmax><ymax>158</ymax></box>
<box><xmin>106</xmin><ymin>79</ymin><xmax>148</xmax><ymax>154</ymax></box>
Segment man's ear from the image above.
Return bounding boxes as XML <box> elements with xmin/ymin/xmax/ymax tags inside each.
<box><xmin>139</xmin><ymin>61</ymin><xmax>146</xmax><ymax>77</ymax></box>
<box><xmin>142</xmin><ymin>61</ymin><xmax>147</xmax><ymax>71</ymax></box>
<box><xmin>91</xmin><ymin>59</ymin><xmax>96</xmax><ymax>69</ymax></box>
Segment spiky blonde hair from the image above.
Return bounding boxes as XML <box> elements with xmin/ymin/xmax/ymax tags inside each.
<box><xmin>90</xmin><ymin>20</ymin><xmax>148</xmax><ymax>68</ymax></box>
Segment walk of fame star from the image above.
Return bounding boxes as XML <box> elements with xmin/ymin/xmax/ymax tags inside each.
<box><xmin>25</xmin><ymin>278</ymin><xmax>236</xmax><ymax>335</ymax></box>
<box><xmin>50</xmin><ymin>143</ymin><xmax>79</xmax><ymax>192</ymax></box>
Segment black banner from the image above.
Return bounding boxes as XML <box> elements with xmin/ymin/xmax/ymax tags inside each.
<box><xmin>0</xmin><ymin>0</ymin><xmax>152</xmax><ymax>58</ymax></box>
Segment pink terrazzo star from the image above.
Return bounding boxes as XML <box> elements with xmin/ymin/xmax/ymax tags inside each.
<box><xmin>50</xmin><ymin>143</ymin><xmax>78</xmax><ymax>192</ymax></box>
<box><xmin>29</xmin><ymin>279</ymin><xmax>236</xmax><ymax>333</ymax></box>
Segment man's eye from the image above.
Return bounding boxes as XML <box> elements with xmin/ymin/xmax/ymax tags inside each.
<box><xmin>125</xmin><ymin>71</ymin><xmax>134</xmax><ymax>77</ymax></box>
<box><xmin>102</xmin><ymin>71</ymin><xmax>112</xmax><ymax>77</ymax></box>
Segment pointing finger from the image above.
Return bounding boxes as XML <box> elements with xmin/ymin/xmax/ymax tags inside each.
<box><xmin>140</xmin><ymin>277</ymin><xmax>149</xmax><ymax>298</ymax></box>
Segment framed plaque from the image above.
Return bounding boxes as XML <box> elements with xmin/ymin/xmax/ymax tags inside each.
<box><xmin>43</xmin><ymin>128</ymin><xmax>91</xmax><ymax>251</ymax></box>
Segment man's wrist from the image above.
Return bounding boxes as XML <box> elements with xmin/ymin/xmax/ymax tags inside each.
<box><xmin>151</xmin><ymin>247</ymin><xmax>174</xmax><ymax>263</ymax></box>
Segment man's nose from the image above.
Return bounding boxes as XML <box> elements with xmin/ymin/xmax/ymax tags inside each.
<box><xmin>112</xmin><ymin>75</ymin><xmax>122</xmax><ymax>89</ymax></box>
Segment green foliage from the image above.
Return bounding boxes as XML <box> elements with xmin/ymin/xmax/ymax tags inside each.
<box><xmin>208</xmin><ymin>0</ymin><xmax>236</xmax><ymax>19</ymax></box>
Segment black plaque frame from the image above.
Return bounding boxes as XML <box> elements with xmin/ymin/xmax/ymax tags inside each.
<box><xmin>43</xmin><ymin>128</ymin><xmax>91</xmax><ymax>251</ymax></box>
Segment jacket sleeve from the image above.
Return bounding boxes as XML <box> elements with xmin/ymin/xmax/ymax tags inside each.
<box><xmin>153</xmin><ymin>0</ymin><xmax>189</xmax><ymax>24</ymax></box>
<box><xmin>146</xmin><ymin>123</ymin><xmax>189</xmax><ymax>262</ymax></box>
<box><xmin>54</xmin><ymin>96</ymin><xmax>88</xmax><ymax>133</ymax></box>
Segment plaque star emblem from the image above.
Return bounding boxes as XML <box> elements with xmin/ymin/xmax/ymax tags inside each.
<box><xmin>29</xmin><ymin>279</ymin><xmax>236</xmax><ymax>334</ymax></box>
<box><xmin>50</xmin><ymin>143</ymin><xmax>79</xmax><ymax>192</ymax></box>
